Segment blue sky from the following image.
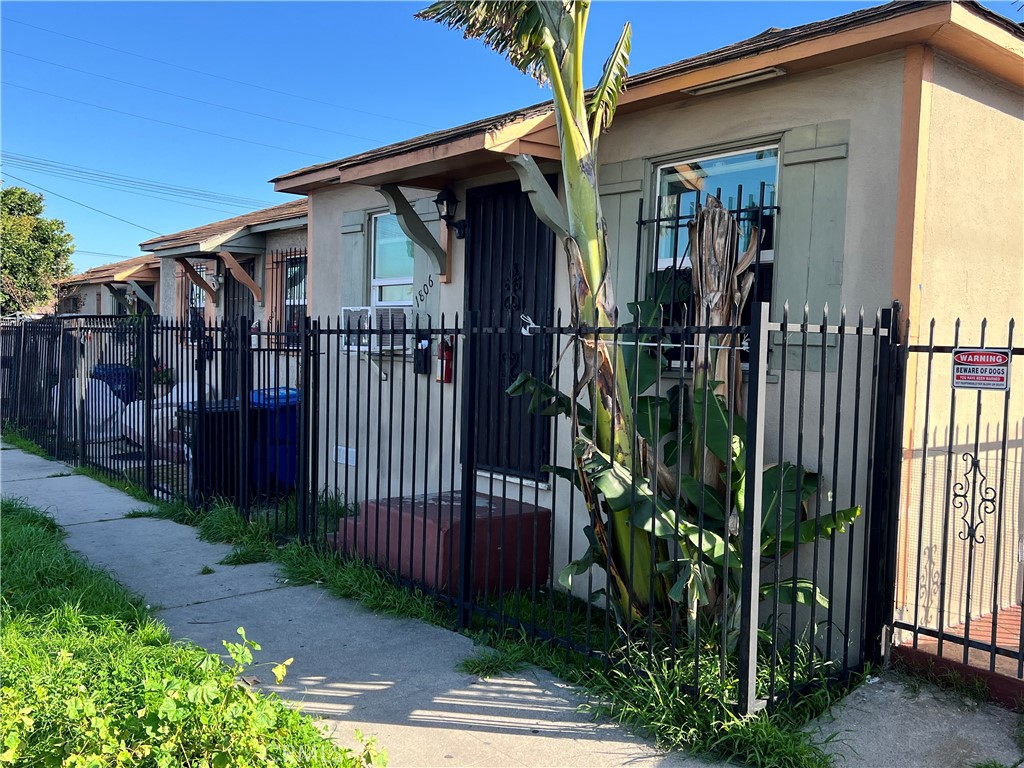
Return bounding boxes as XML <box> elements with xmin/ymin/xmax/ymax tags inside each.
<box><xmin>3</xmin><ymin>1</ymin><xmax>1020</xmax><ymax>273</ymax></box>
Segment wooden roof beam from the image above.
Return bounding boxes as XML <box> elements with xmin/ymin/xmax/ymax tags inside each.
<box><xmin>176</xmin><ymin>257</ymin><xmax>218</xmax><ymax>305</ymax></box>
<box><xmin>219</xmin><ymin>250</ymin><xmax>263</xmax><ymax>305</ymax></box>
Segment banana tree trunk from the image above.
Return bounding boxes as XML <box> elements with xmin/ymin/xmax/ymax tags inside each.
<box><xmin>689</xmin><ymin>196</ymin><xmax>757</xmax><ymax>489</ymax></box>
<box><xmin>557</xmin><ymin>111</ymin><xmax>664</xmax><ymax>620</ymax></box>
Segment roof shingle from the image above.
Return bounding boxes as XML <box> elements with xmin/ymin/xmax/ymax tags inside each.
<box><xmin>139</xmin><ymin>198</ymin><xmax>307</xmax><ymax>252</ymax></box>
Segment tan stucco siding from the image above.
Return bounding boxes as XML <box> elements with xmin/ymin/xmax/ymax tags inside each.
<box><xmin>895</xmin><ymin>53</ymin><xmax>1024</xmax><ymax>641</ymax></box>
<box><xmin>917</xmin><ymin>53</ymin><xmax>1023</xmax><ymax>332</ymax></box>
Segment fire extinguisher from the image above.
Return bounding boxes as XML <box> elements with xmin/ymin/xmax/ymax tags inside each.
<box><xmin>436</xmin><ymin>335</ymin><xmax>453</xmax><ymax>383</ymax></box>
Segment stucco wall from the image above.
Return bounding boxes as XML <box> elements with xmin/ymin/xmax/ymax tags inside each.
<box><xmin>895</xmin><ymin>53</ymin><xmax>1024</xmax><ymax>640</ymax></box>
<box><xmin>158</xmin><ymin>260</ymin><xmax>177</xmax><ymax>318</ymax></box>
<box><xmin>915</xmin><ymin>53</ymin><xmax>1024</xmax><ymax>334</ymax></box>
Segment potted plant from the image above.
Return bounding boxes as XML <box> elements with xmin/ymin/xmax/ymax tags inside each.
<box><xmin>152</xmin><ymin>359</ymin><xmax>174</xmax><ymax>398</ymax></box>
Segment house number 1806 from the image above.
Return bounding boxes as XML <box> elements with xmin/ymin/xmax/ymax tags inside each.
<box><xmin>414</xmin><ymin>274</ymin><xmax>435</xmax><ymax>308</ymax></box>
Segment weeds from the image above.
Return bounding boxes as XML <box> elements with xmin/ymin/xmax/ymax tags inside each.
<box><xmin>891</xmin><ymin>654</ymin><xmax>989</xmax><ymax>703</ymax></box>
<box><xmin>274</xmin><ymin>542</ymin><xmax>451</xmax><ymax>627</ymax></box>
<box><xmin>0</xmin><ymin>498</ymin><xmax>386</xmax><ymax>767</ymax></box>
<box><xmin>458</xmin><ymin>643</ymin><xmax>531</xmax><ymax>678</ymax></box>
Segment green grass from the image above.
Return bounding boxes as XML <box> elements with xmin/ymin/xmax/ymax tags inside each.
<box><xmin>454</xmin><ymin>617</ymin><xmax>850</xmax><ymax>768</ymax></box>
<box><xmin>0</xmin><ymin>497</ymin><xmax>386</xmax><ymax>767</ymax></box>
<box><xmin>274</xmin><ymin>542</ymin><xmax>452</xmax><ymax>627</ymax></box>
<box><xmin>1</xmin><ymin>430</ymin><xmax>54</xmax><ymax>458</ymax></box>
<box><xmin>73</xmin><ymin>465</ymin><xmax>156</xmax><ymax>506</ymax></box>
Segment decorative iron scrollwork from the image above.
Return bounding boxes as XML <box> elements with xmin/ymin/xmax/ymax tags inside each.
<box><xmin>502</xmin><ymin>262</ymin><xmax>523</xmax><ymax>314</ymax></box>
<box><xmin>917</xmin><ymin>543</ymin><xmax>941</xmax><ymax>626</ymax></box>
<box><xmin>500</xmin><ymin>350</ymin><xmax>520</xmax><ymax>387</ymax></box>
<box><xmin>952</xmin><ymin>452</ymin><xmax>997</xmax><ymax>544</ymax></box>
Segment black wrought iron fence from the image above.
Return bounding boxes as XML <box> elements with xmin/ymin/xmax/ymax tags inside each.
<box><xmin>0</xmin><ymin>303</ymin><xmax>903</xmax><ymax>713</ymax></box>
<box><xmin>891</xmin><ymin>317</ymin><xmax>1023</xmax><ymax>694</ymax></box>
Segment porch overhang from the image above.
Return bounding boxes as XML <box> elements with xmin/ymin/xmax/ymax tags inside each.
<box><xmin>274</xmin><ymin>112</ymin><xmax>560</xmax><ymax>193</ymax></box>
<box><xmin>615</xmin><ymin>2</ymin><xmax>1022</xmax><ymax>113</ymax></box>
<box><xmin>60</xmin><ymin>256</ymin><xmax>161</xmax><ymax>290</ymax></box>
<box><xmin>150</xmin><ymin>214</ymin><xmax>308</xmax><ymax>307</ymax></box>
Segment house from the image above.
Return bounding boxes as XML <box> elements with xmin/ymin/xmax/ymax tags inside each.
<box><xmin>264</xmin><ymin>0</ymin><xmax>1021</xmax><ymax>680</ymax></box>
<box><xmin>56</xmin><ymin>255</ymin><xmax>161</xmax><ymax>316</ymax></box>
<box><xmin>140</xmin><ymin>199</ymin><xmax>309</xmax><ymax>337</ymax></box>
<box><xmin>87</xmin><ymin>0</ymin><xmax>1018</xmax><ymax>691</ymax></box>
<box><xmin>139</xmin><ymin>200</ymin><xmax>309</xmax><ymax>396</ymax></box>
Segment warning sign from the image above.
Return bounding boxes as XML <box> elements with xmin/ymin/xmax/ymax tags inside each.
<box><xmin>951</xmin><ymin>348</ymin><xmax>1011</xmax><ymax>391</ymax></box>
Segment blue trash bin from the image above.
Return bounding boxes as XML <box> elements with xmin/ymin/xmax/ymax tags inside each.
<box><xmin>250</xmin><ymin>387</ymin><xmax>301</xmax><ymax>495</ymax></box>
<box><xmin>91</xmin><ymin>363</ymin><xmax>137</xmax><ymax>403</ymax></box>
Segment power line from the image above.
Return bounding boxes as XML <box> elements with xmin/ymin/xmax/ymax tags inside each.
<box><xmin>3</xmin><ymin>16</ymin><xmax>437</xmax><ymax>130</ymax></box>
<box><xmin>75</xmin><ymin>250</ymin><xmax>146</xmax><ymax>260</ymax></box>
<box><xmin>4</xmin><ymin>82</ymin><xmax>326</xmax><ymax>160</ymax></box>
<box><xmin>4</xmin><ymin>152</ymin><xmax>275</xmax><ymax>209</ymax></box>
<box><xmin>1</xmin><ymin>172</ymin><xmax>163</xmax><ymax>235</ymax></box>
<box><xmin>3</xmin><ymin>168</ymin><xmax>243</xmax><ymax>217</ymax></box>
<box><xmin>3</xmin><ymin>49</ymin><xmax>386</xmax><ymax>144</ymax></box>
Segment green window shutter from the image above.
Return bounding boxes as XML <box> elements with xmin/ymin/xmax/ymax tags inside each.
<box><xmin>775</xmin><ymin>120</ymin><xmax>850</xmax><ymax>320</ymax></box>
<box><xmin>340</xmin><ymin>210</ymin><xmax>368</xmax><ymax>308</ymax></box>
<box><xmin>774</xmin><ymin>121</ymin><xmax>850</xmax><ymax>371</ymax></box>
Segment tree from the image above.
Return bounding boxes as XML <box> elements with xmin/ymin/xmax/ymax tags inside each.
<box><xmin>1</xmin><ymin>186</ymin><xmax>75</xmax><ymax>315</ymax></box>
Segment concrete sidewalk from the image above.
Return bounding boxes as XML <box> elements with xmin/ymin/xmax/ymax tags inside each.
<box><xmin>3</xmin><ymin>446</ymin><xmax>1020</xmax><ymax>768</ymax></box>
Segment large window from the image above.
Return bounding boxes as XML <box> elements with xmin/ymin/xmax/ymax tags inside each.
<box><xmin>368</xmin><ymin>213</ymin><xmax>414</xmax><ymax>349</ymax></box>
<box><xmin>370</xmin><ymin>213</ymin><xmax>414</xmax><ymax>309</ymax></box>
<box><xmin>651</xmin><ymin>146</ymin><xmax>779</xmax><ymax>327</ymax></box>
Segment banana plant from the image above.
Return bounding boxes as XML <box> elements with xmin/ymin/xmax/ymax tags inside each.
<box><xmin>509</xmin><ymin>352</ymin><xmax>861</xmax><ymax>642</ymax></box>
<box><xmin>509</xmin><ymin>258</ymin><xmax>861</xmax><ymax>642</ymax></box>
<box><xmin>418</xmin><ymin>1</ymin><xmax>664</xmax><ymax>621</ymax></box>
<box><xmin>420</xmin><ymin>2</ymin><xmax>861</xmax><ymax>637</ymax></box>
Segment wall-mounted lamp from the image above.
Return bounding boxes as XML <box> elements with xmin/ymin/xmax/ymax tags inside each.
<box><xmin>434</xmin><ymin>186</ymin><xmax>466</xmax><ymax>240</ymax></box>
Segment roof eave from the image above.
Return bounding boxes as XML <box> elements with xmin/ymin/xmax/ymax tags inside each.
<box><xmin>272</xmin><ymin>1</ymin><xmax>1022</xmax><ymax>195</ymax></box>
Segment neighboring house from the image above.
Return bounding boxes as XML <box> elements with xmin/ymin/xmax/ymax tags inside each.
<box><xmin>140</xmin><ymin>199</ymin><xmax>309</xmax><ymax>337</ymax></box>
<box><xmin>139</xmin><ymin>200</ymin><xmax>309</xmax><ymax>396</ymax></box>
<box><xmin>56</xmin><ymin>255</ymin><xmax>161</xmax><ymax>316</ymax></box>
<box><xmin>267</xmin><ymin>0</ymin><xmax>1022</xmax><ymax>650</ymax></box>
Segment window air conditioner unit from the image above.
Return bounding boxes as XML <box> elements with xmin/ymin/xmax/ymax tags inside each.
<box><xmin>340</xmin><ymin>306</ymin><xmax>372</xmax><ymax>350</ymax></box>
<box><xmin>372</xmin><ymin>306</ymin><xmax>412</xmax><ymax>353</ymax></box>
<box><xmin>340</xmin><ymin>306</ymin><xmax>412</xmax><ymax>353</ymax></box>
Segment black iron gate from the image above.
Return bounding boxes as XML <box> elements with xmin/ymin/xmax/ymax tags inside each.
<box><xmin>464</xmin><ymin>179</ymin><xmax>556</xmax><ymax>480</ymax></box>
<box><xmin>891</xmin><ymin>316</ymin><xmax>1022</xmax><ymax>696</ymax></box>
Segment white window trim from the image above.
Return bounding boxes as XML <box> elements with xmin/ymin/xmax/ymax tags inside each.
<box><xmin>369</xmin><ymin>211</ymin><xmax>414</xmax><ymax>311</ymax></box>
<box><xmin>283</xmin><ymin>260</ymin><xmax>307</xmax><ymax>309</ymax></box>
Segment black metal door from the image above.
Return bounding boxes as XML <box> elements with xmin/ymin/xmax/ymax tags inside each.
<box><xmin>221</xmin><ymin>261</ymin><xmax>255</xmax><ymax>399</ymax></box>
<box><xmin>465</xmin><ymin>180</ymin><xmax>556</xmax><ymax>480</ymax></box>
